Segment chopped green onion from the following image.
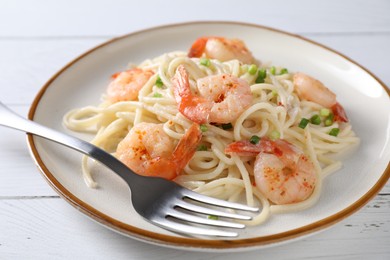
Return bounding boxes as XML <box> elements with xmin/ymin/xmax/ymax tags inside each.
<box><xmin>248</xmin><ymin>64</ymin><xmax>258</xmax><ymax>75</ymax></box>
<box><xmin>249</xmin><ymin>135</ymin><xmax>261</xmax><ymax>144</ymax></box>
<box><xmin>329</xmin><ymin>128</ymin><xmax>340</xmax><ymax>136</ymax></box>
<box><xmin>255</xmin><ymin>68</ymin><xmax>267</xmax><ymax>83</ymax></box>
<box><xmin>153</xmin><ymin>93</ymin><xmax>163</xmax><ymax>98</ymax></box>
<box><xmin>208</xmin><ymin>215</ymin><xmax>219</xmax><ymax>220</ymax></box>
<box><xmin>270</xmin><ymin>66</ymin><xmax>276</xmax><ymax>75</ymax></box>
<box><xmin>255</xmin><ymin>75</ymin><xmax>265</xmax><ymax>83</ymax></box>
<box><xmin>155</xmin><ymin>76</ymin><xmax>163</xmax><ymax>88</ymax></box>
<box><xmin>221</xmin><ymin>123</ymin><xmax>233</xmax><ymax>130</ymax></box>
<box><xmin>258</xmin><ymin>68</ymin><xmax>267</xmax><ymax>79</ymax></box>
<box><xmin>271</xmin><ymin>89</ymin><xmax>278</xmax><ymax>97</ymax></box>
<box><xmin>310</xmin><ymin>114</ymin><xmax>321</xmax><ymax>125</ymax></box>
<box><xmin>320</xmin><ymin>108</ymin><xmax>331</xmax><ymax>117</ymax></box>
<box><xmin>269</xmin><ymin>130</ymin><xmax>280</xmax><ymax>140</ymax></box>
<box><xmin>324</xmin><ymin>118</ymin><xmax>333</xmax><ymax>126</ymax></box>
<box><xmin>197</xmin><ymin>145</ymin><xmax>208</xmax><ymax>151</ymax></box>
<box><xmin>200</xmin><ymin>58</ymin><xmax>211</xmax><ymax>67</ymax></box>
<box><xmin>280</xmin><ymin>68</ymin><xmax>288</xmax><ymax>75</ymax></box>
<box><xmin>298</xmin><ymin>118</ymin><xmax>310</xmax><ymax>129</ymax></box>
<box><xmin>324</xmin><ymin>113</ymin><xmax>334</xmax><ymax>126</ymax></box>
<box><xmin>200</xmin><ymin>124</ymin><xmax>208</xmax><ymax>132</ymax></box>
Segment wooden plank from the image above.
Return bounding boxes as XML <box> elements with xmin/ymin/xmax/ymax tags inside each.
<box><xmin>0</xmin><ymin>105</ymin><xmax>57</xmax><ymax>197</ymax></box>
<box><xmin>0</xmin><ymin>39</ymin><xmax>107</xmax><ymax>105</ymax></box>
<box><xmin>0</xmin><ymin>0</ymin><xmax>389</xmax><ymax>37</ymax></box>
<box><xmin>0</xmin><ymin>194</ymin><xmax>388</xmax><ymax>258</ymax></box>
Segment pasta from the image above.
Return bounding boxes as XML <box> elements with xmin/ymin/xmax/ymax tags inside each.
<box><xmin>63</xmin><ymin>37</ymin><xmax>359</xmax><ymax>226</ymax></box>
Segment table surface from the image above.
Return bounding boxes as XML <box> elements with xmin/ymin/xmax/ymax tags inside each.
<box><xmin>0</xmin><ymin>0</ymin><xmax>389</xmax><ymax>259</ymax></box>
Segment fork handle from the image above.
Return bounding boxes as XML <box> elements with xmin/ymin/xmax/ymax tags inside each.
<box><xmin>0</xmin><ymin>101</ymin><xmax>142</xmax><ymax>187</ymax></box>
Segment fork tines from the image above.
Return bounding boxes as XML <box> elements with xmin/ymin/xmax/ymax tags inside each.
<box><xmin>151</xmin><ymin>189</ymin><xmax>259</xmax><ymax>237</ymax></box>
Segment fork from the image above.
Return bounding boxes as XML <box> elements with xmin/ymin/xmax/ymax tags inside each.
<box><xmin>0</xmin><ymin>101</ymin><xmax>259</xmax><ymax>237</ymax></box>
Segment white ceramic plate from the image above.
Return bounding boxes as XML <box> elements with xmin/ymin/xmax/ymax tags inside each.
<box><xmin>27</xmin><ymin>21</ymin><xmax>390</xmax><ymax>251</ymax></box>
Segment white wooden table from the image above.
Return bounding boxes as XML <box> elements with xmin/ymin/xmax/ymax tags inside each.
<box><xmin>0</xmin><ymin>0</ymin><xmax>389</xmax><ymax>258</ymax></box>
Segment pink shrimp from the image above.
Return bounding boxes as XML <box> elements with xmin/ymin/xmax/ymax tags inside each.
<box><xmin>293</xmin><ymin>72</ymin><xmax>348</xmax><ymax>122</ymax></box>
<box><xmin>172</xmin><ymin>65</ymin><xmax>253</xmax><ymax>124</ymax></box>
<box><xmin>188</xmin><ymin>36</ymin><xmax>256</xmax><ymax>64</ymax></box>
<box><xmin>116</xmin><ymin>123</ymin><xmax>202</xmax><ymax>180</ymax></box>
<box><xmin>106</xmin><ymin>68</ymin><xmax>154</xmax><ymax>103</ymax></box>
<box><xmin>225</xmin><ymin>137</ymin><xmax>317</xmax><ymax>205</ymax></box>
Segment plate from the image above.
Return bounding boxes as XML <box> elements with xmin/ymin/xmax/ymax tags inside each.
<box><xmin>27</xmin><ymin>21</ymin><xmax>390</xmax><ymax>251</ymax></box>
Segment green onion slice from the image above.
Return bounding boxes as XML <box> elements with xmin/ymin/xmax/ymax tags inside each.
<box><xmin>310</xmin><ymin>114</ymin><xmax>321</xmax><ymax>125</ymax></box>
<box><xmin>221</xmin><ymin>123</ymin><xmax>233</xmax><ymax>130</ymax></box>
<box><xmin>329</xmin><ymin>128</ymin><xmax>340</xmax><ymax>136</ymax></box>
<box><xmin>270</xmin><ymin>130</ymin><xmax>280</xmax><ymax>140</ymax></box>
<box><xmin>324</xmin><ymin>113</ymin><xmax>334</xmax><ymax>126</ymax></box>
<box><xmin>197</xmin><ymin>145</ymin><xmax>208</xmax><ymax>151</ymax></box>
<box><xmin>200</xmin><ymin>124</ymin><xmax>208</xmax><ymax>132</ymax></box>
<box><xmin>255</xmin><ymin>75</ymin><xmax>265</xmax><ymax>83</ymax></box>
<box><xmin>249</xmin><ymin>135</ymin><xmax>261</xmax><ymax>144</ymax></box>
<box><xmin>248</xmin><ymin>64</ymin><xmax>258</xmax><ymax>75</ymax></box>
<box><xmin>258</xmin><ymin>68</ymin><xmax>267</xmax><ymax>78</ymax></box>
<box><xmin>255</xmin><ymin>68</ymin><xmax>266</xmax><ymax>83</ymax></box>
<box><xmin>155</xmin><ymin>76</ymin><xmax>163</xmax><ymax>88</ymax></box>
<box><xmin>320</xmin><ymin>108</ymin><xmax>331</xmax><ymax>117</ymax></box>
<box><xmin>298</xmin><ymin>118</ymin><xmax>310</xmax><ymax>129</ymax></box>
<box><xmin>200</xmin><ymin>58</ymin><xmax>211</xmax><ymax>67</ymax></box>
<box><xmin>280</xmin><ymin>68</ymin><xmax>288</xmax><ymax>74</ymax></box>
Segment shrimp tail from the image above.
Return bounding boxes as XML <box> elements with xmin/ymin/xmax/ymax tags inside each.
<box><xmin>188</xmin><ymin>37</ymin><xmax>208</xmax><ymax>58</ymax></box>
<box><xmin>172</xmin><ymin>123</ymin><xmax>203</xmax><ymax>172</ymax></box>
<box><xmin>172</xmin><ymin>65</ymin><xmax>211</xmax><ymax>124</ymax></box>
<box><xmin>142</xmin><ymin>124</ymin><xmax>202</xmax><ymax>180</ymax></box>
<box><xmin>111</xmin><ymin>71</ymin><xmax>121</xmax><ymax>79</ymax></box>
<box><xmin>188</xmin><ymin>36</ymin><xmax>225</xmax><ymax>57</ymax></box>
<box><xmin>225</xmin><ymin>140</ymin><xmax>262</xmax><ymax>156</ymax></box>
<box><xmin>188</xmin><ymin>36</ymin><xmax>255</xmax><ymax>64</ymax></box>
<box><xmin>331</xmin><ymin>102</ymin><xmax>349</xmax><ymax>122</ymax></box>
<box><xmin>225</xmin><ymin>137</ymin><xmax>288</xmax><ymax>158</ymax></box>
<box><xmin>172</xmin><ymin>65</ymin><xmax>191</xmax><ymax>104</ymax></box>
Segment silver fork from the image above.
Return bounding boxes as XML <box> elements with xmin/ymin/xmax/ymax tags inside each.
<box><xmin>0</xmin><ymin>102</ymin><xmax>259</xmax><ymax>237</ymax></box>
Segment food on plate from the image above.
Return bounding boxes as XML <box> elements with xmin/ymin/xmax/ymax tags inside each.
<box><xmin>116</xmin><ymin>122</ymin><xmax>201</xmax><ymax>180</ymax></box>
<box><xmin>172</xmin><ymin>65</ymin><xmax>253</xmax><ymax>124</ymax></box>
<box><xmin>225</xmin><ymin>137</ymin><xmax>316</xmax><ymax>205</ymax></box>
<box><xmin>106</xmin><ymin>68</ymin><xmax>154</xmax><ymax>103</ymax></box>
<box><xmin>63</xmin><ymin>36</ymin><xmax>359</xmax><ymax>225</ymax></box>
<box><xmin>188</xmin><ymin>37</ymin><xmax>256</xmax><ymax>64</ymax></box>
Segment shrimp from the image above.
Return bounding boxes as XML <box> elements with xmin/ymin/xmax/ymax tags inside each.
<box><xmin>293</xmin><ymin>72</ymin><xmax>348</xmax><ymax>122</ymax></box>
<box><xmin>106</xmin><ymin>68</ymin><xmax>154</xmax><ymax>103</ymax></box>
<box><xmin>188</xmin><ymin>37</ymin><xmax>256</xmax><ymax>64</ymax></box>
<box><xmin>116</xmin><ymin>122</ymin><xmax>202</xmax><ymax>180</ymax></box>
<box><xmin>225</xmin><ymin>137</ymin><xmax>316</xmax><ymax>205</ymax></box>
<box><xmin>172</xmin><ymin>65</ymin><xmax>253</xmax><ymax>124</ymax></box>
